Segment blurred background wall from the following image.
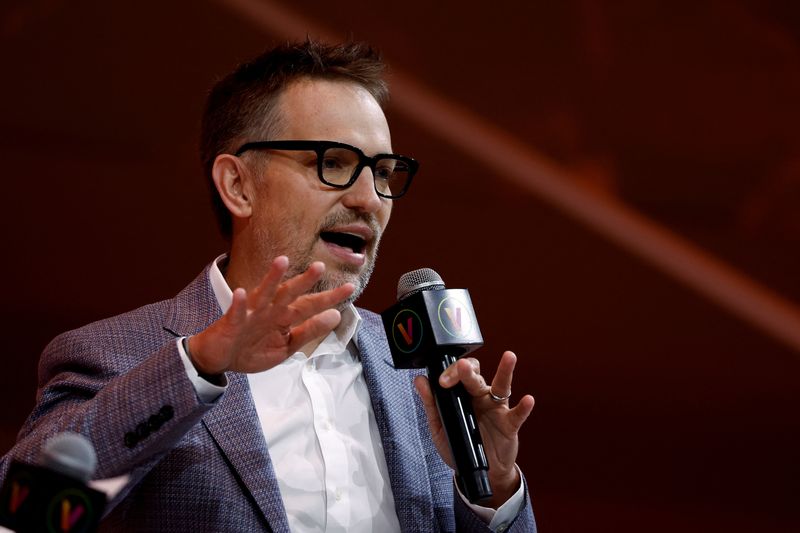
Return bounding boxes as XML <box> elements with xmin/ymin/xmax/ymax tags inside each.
<box><xmin>1</xmin><ymin>0</ymin><xmax>799</xmax><ymax>531</ymax></box>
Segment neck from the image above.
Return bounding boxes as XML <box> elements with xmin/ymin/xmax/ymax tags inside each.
<box><xmin>223</xmin><ymin>235</ymin><xmax>261</xmax><ymax>292</ymax></box>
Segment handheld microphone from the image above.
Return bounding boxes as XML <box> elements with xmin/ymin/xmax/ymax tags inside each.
<box><xmin>0</xmin><ymin>433</ymin><xmax>106</xmax><ymax>532</ymax></box>
<box><xmin>381</xmin><ymin>268</ymin><xmax>492</xmax><ymax>503</ymax></box>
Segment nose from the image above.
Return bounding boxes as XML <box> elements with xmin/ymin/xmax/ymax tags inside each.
<box><xmin>341</xmin><ymin>166</ymin><xmax>384</xmax><ymax>213</ymax></box>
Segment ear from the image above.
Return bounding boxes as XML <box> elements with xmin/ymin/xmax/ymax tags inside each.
<box><xmin>211</xmin><ymin>154</ymin><xmax>253</xmax><ymax>220</ymax></box>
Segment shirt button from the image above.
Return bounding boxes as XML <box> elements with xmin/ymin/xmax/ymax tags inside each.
<box><xmin>496</xmin><ymin>524</ymin><xmax>508</xmax><ymax>533</ymax></box>
<box><xmin>323</xmin><ymin>421</ymin><xmax>332</xmax><ymax>431</ymax></box>
<box><xmin>334</xmin><ymin>489</ymin><xmax>343</xmax><ymax>501</ymax></box>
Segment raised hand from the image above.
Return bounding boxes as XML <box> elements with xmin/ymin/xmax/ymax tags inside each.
<box><xmin>414</xmin><ymin>351</ymin><xmax>535</xmax><ymax>508</ymax></box>
<box><xmin>188</xmin><ymin>256</ymin><xmax>355</xmax><ymax>375</ymax></box>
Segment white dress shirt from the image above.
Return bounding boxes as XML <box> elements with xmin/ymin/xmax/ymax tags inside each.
<box><xmin>177</xmin><ymin>255</ymin><xmax>523</xmax><ymax>532</ymax></box>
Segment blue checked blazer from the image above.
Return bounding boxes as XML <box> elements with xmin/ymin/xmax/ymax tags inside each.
<box><xmin>2</xmin><ymin>264</ymin><xmax>536</xmax><ymax>532</ymax></box>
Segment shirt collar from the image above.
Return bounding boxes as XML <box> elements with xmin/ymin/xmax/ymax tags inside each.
<box><xmin>209</xmin><ymin>254</ymin><xmax>362</xmax><ymax>354</ymax></box>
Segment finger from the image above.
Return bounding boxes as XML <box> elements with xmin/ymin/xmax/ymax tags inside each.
<box><xmin>286</xmin><ymin>308</ymin><xmax>342</xmax><ymax>350</ymax></box>
<box><xmin>268</xmin><ymin>283</ymin><xmax>354</xmax><ymax>337</ymax></box>
<box><xmin>439</xmin><ymin>357</ymin><xmax>479</xmax><ymax>388</ymax></box>
<box><xmin>489</xmin><ymin>351</ymin><xmax>517</xmax><ymax>398</ymax></box>
<box><xmin>452</xmin><ymin>358</ymin><xmax>489</xmax><ymax>397</ymax></box>
<box><xmin>507</xmin><ymin>394</ymin><xmax>536</xmax><ymax>431</ymax></box>
<box><xmin>227</xmin><ymin>287</ymin><xmax>249</xmax><ymax>326</ymax></box>
<box><xmin>251</xmin><ymin>256</ymin><xmax>290</xmax><ymax>309</ymax></box>
<box><xmin>288</xmin><ymin>283</ymin><xmax>355</xmax><ymax>322</ymax></box>
<box><xmin>272</xmin><ymin>261</ymin><xmax>327</xmax><ymax>307</ymax></box>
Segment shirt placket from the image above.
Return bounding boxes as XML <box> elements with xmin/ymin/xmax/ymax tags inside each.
<box><xmin>301</xmin><ymin>355</ymin><xmax>351</xmax><ymax>531</ymax></box>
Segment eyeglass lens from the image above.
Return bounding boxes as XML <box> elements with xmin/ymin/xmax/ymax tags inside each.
<box><xmin>321</xmin><ymin>147</ymin><xmax>410</xmax><ymax>197</ymax></box>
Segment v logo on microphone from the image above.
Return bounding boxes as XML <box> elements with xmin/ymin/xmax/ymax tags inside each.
<box><xmin>396</xmin><ymin>318</ymin><xmax>413</xmax><ymax>345</ymax></box>
<box><xmin>443</xmin><ymin>307</ymin><xmax>462</xmax><ymax>331</ymax></box>
<box><xmin>61</xmin><ymin>498</ymin><xmax>85</xmax><ymax>531</ymax></box>
<box><xmin>9</xmin><ymin>481</ymin><xmax>29</xmax><ymax>513</ymax></box>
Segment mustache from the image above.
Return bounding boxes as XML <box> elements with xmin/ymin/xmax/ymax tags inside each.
<box><xmin>318</xmin><ymin>210</ymin><xmax>381</xmax><ymax>236</ymax></box>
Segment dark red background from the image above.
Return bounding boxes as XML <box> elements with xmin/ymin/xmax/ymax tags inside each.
<box><xmin>1</xmin><ymin>1</ymin><xmax>799</xmax><ymax>531</ymax></box>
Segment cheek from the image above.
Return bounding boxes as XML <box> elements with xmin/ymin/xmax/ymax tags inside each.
<box><xmin>252</xmin><ymin>183</ymin><xmax>302</xmax><ymax>230</ymax></box>
<box><xmin>280</xmin><ymin>203</ymin><xmax>327</xmax><ymax>246</ymax></box>
<box><xmin>378</xmin><ymin>202</ymin><xmax>392</xmax><ymax>231</ymax></box>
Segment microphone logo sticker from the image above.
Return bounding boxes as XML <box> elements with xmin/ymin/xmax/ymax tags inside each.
<box><xmin>46</xmin><ymin>489</ymin><xmax>94</xmax><ymax>533</ymax></box>
<box><xmin>392</xmin><ymin>309</ymin><xmax>423</xmax><ymax>353</ymax></box>
<box><xmin>9</xmin><ymin>480</ymin><xmax>30</xmax><ymax>513</ymax></box>
<box><xmin>437</xmin><ymin>297</ymin><xmax>475</xmax><ymax>338</ymax></box>
<box><xmin>397</xmin><ymin>318</ymin><xmax>413</xmax><ymax>345</ymax></box>
<box><xmin>443</xmin><ymin>307</ymin><xmax>461</xmax><ymax>331</ymax></box>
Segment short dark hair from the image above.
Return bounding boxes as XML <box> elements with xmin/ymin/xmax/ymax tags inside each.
<box><xmin>200</xmin><ymin>39</ymin><xmax>389</xmax><ymax>239</ymax></box>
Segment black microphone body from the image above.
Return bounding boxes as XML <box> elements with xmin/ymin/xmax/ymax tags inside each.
<box><xmin>381</xmin><ymin>271</ymin><xmax>493</xmax><ymax>503</ymax></box>
<box><xmin>0</xmin><ymin>433</ymin><xmax>106</xmax><ymax>532</ymax></box>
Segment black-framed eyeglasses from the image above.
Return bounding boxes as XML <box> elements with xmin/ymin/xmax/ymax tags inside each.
<box><xmin>234</xmin><ymin>140</ymin><xmax>419</xmax><ymax>199</ymax></box>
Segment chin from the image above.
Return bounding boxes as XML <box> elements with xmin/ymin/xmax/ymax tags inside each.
<box><xmin>314</xmin><ymin>265</ymin><xmax>373</xmax><ymax>304</ymax></box>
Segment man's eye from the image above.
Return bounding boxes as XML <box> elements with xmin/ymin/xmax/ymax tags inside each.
<box><xmin>375</xmin><ymin>165</ymin><xmax>395</xmax><ymax>180</ymax></box>
<box><xmin>322</xmin><ymin>157</ymin><xmax>344</xmax><ymax>170</ymax></box>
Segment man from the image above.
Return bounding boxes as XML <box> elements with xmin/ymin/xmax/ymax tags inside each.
<box><xmin>1</xmin><ymin>40</ymin><xmax>536</xmax><ymax>532</ymax></box>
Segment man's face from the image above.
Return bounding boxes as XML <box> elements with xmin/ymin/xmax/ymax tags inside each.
<box><xmin>240</xmin><ymin>78</ymin><xmax>393</xmax><ymax>300</ymax></box>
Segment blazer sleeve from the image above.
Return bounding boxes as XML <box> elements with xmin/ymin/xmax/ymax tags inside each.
<box><xmin>0</xmin><ymin>316</ymin><xmax>217</xmax><ymax>514</ymax></box>
<box><xmin>452</xmin><ymin>477</ymin><xmax>537</xmax><ymax>532</ymax></box>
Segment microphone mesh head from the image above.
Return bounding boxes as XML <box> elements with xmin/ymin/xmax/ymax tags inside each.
<box><xmin>397</xmin><ymin>268</ymin><xmax>446</xmax><ymax>300</ymax></box>
<box><xmin>41</xmin><ymin>432</ymin><xmax>97</xmax><ymax>482</ymax></box>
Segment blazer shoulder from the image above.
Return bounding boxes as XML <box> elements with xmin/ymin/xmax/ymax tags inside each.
<box><xmin>40</xmin><ymin>264</ymin><xmax>217</xmax><ymax>381</ymax></box>
<box><xmin>46</xmin><ymin>298</ymin><xmax>171</xmax><ymax>352</ymax></box>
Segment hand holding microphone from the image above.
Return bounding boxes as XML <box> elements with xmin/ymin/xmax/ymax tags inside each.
<box><xmin>420</xmin><ymin>349</ymin><xmax>534</xmax><ymax>507</ymax></box>
<box><xmin>381</xmin><ymin>268</ymin><xmax>535</xmax><ymax>506</ymax></box>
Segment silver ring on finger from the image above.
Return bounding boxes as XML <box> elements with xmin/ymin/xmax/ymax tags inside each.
<box><xmin>278</xmin><ymin>325</ymin><xmax>292</xmax><ymax>342</ymax></box>
<box><xmin>488</xmin><ymin>389</ymin><xmax>512</xmax><ymax>403</ymax></box>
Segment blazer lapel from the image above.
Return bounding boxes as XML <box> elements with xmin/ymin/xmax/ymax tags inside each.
<box><xmin>164</xmin><ymin>264</ymin><xmax>289</xmax><ymax>532</ymax></box>
<box><xmin>202</xmin><ymin>374</ymin><xmax>290</xmax><ymax>533</ymax></box>
<box><xmin>357</xmin><ymin>313</ymin><xmax>437</xmax><ymax>533</ymax></box>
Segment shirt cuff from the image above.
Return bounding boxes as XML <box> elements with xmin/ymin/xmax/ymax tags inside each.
<box><xmin>176</xmin><ymin>337</ymin><xmax>227</xmax><ymax>403</ymax></box>
<box><xmin>456</xmin><ymin>465</ymin><xmax>525</xmax><ymax>532</ymax></box>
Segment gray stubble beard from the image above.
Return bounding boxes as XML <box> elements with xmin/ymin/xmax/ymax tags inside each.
<box><xmin>308</xmin><ymin>242</ymin><xmax>380</xmax><ymax>310</ymax></box>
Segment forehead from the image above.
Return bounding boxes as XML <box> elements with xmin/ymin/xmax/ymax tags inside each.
<box><xmin>274</xmin><ymin>78</ymin><xmax>392</xmax><ymax>155</ymax></box>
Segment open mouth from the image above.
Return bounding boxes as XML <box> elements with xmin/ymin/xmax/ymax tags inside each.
<box><xmin>320</xmin><ymin>231</ymin><xmax>367</xmax><ymax>254</ymax></box>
